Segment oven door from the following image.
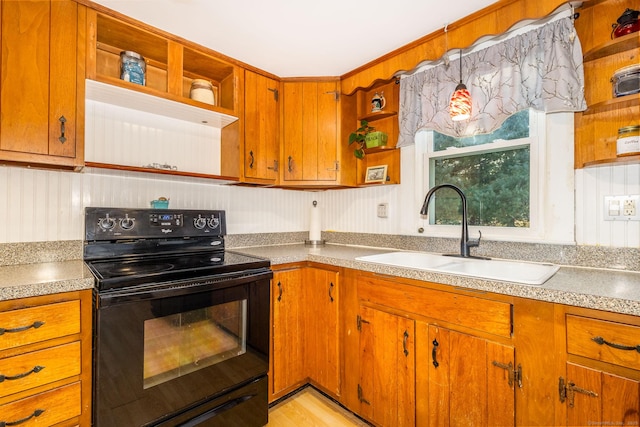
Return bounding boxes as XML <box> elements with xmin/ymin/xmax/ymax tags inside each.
<box><xmin>93</xmin><ymin>269</ymin><xmax>271</xmax><ymax>426</ymax></box>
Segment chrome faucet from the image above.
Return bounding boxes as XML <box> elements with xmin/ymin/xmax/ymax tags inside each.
<box><xmin>420</xmin><ymin>183</ymin><xmax>482</xmax><ymax>258</ymax></box>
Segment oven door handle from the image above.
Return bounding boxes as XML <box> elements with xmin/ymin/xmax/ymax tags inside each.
<box><xmin>98</xmin><ymin>269</ymin><xmax>273</xmax><ymax>306</ymax></box>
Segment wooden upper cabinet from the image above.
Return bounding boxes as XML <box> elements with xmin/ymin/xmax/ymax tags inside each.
<box><xmin>244</xmin><ymin>70</ymin><xmax>279</xmax><ymax>184</ymax></box>
<box><xmin>282</xmin><ymin>80</ymin><xmax>355</xmax><ymax>187</ymax></box>
<box><xmin>574</xmin><ymin>0</ymin><xmax>640</xmax><ymax>168</ymax></box>
<box><xmin>0</xmin><ymin>0</ymin><xmax>84</xmax><ymax>169</ymax></box>
<box><xmin>87</xmin><ymin>11</ymin><xmax>241</xmax><ymax>116</ymax></box>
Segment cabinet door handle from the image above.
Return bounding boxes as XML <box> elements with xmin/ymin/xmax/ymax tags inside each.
<box><xmin>403</xmin><ymin>330</ymin><xmax>410</xmax><ymax>357</ymax></box>
<box><xmin>0</xmin><ymin>408</ymin><xmax>45</xmax><ymax>426</ymax></box>
<box><xmin>326</xmin><ymin>161</ymin><xmax>339</xmax><ymax>172</ymax></box>
<box><xmin>288</xmin><ymin>156</ymin><xmax>293</xmax><ymax>173</ymax></box>
<box><xmin>276</xmin><ymin>281</ymin><xmax>282</xmax><ymax>302</ymax></box>
<box><xmin>58</xmin><ymin>116</ymin><xmax>67</xmax><ymax>143</ymax></box>
<box><xmin>0</xmin><ymin>320</ymin><xmax>44</xmax><ymax>336</ymax></box>
<box><xmin>249</xmin><ymin>151</ymin><xmax>255</xmax><ymax>169</ymax></box>
<box><xmin>431</xmin><ymin>339</ymin><xmax>439</xmax><ymax>368</ymax></box>
<box><xmin>268</xmin><ymin>87</ymin><xmax>278</xmax><ymax>101</ymax></box>
<box><xmin>267</xmin><ymin>160</ymin><xmax>278</xmax><ymax>172</ymax></box>
<box><xmin>0</xmin><ymin>365</ymin><xmax>45</xmax><ymax>383</ymax></box>
<box><xmin>328</xmin><ymin>282</ymin><xmax>334</xmax><ymax>302</ymax></box>
<box><xmin>592</xmin><ymin>336</ymin><xmax>640</xmax><ymax>353</ymax></box>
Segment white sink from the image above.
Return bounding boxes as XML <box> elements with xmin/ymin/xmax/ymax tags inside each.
<box><xmin>355</xmin><ymin>251</ymin><xmax>559</xmax><ymax>285</ymax></box>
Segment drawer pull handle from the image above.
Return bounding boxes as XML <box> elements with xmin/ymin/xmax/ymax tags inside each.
<box><xmin>0</xmin><ymin>408</ymin><xmax>45</xmax><ymax>426</ymax></box>
<box><xmin>0</xmin><ymin>321</ymin><xmax>45</xmax><ymax>336</ymax></box>
<box><xmin>592</xmin><ymin>336</ymin><xmax>640</xmax><ymax>353</ymax></box>
<box><xmin>249</xmin><ymin>151</ymin><xmax>255</xmax><ymax>169</ymax></box>
<box><xmin>329</xmin><ymin>282</ymin><xmax>334</xmax><ymax>302</ymax></box>
<box><xmin>0</xmin><ymin>365</ymin><xmax>45</xmax><ymax>383</ymax></box>
<box><xmin>277</xmin><ymin>282</ymin><xmax>282</xmax><ymax>302</ymax></box>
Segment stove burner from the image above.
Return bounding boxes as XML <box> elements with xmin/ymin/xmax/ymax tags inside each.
<box><xmin>104</xmin><ymin>263</ymin><xmax>176</xmax><ymax>277</ymax></box>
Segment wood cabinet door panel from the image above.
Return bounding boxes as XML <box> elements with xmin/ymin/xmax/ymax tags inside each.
<box><xmin>282</xmin><ymin>80</ymin><xmax>338</xmax><ymax>183</ymax></box>
<box><xmin>305</xmin><ymin>268</ymin><xmax>340</xmax><ymax>395</ymax></box>
<box><xmin>1</xmin><ymin>1</ymin><xmax>50</xmax><ymax>153</ymax></box>
<box><xmin>1</xmin><ymin>0</ymin><xmax>77</xmax><ymax>159</ymax></box>
<box><xmin>359</xmin><ymin>305</ymin><xmax>415</xmax><ymax>427</ymax></box>
<box><xmin>244</xmin><ymin>70</ymin><xmax>278</xmax><ymax>181</ymax></box>
<box><xmin>301</xmin><ymin>82</ymin><xmax>318</xmax><ymax>181</ymax></box>
<box><xmin>271</xmin><ymin>269</ymin><xmax>305</xmax><ymax>395</ymax></box>
<box><xmin>282</xmin><ymin>82</ymin><xmax>304</xmax><ymax>181</ymax></box>
<box><xmin>48</xmin><ymin>0</ymin><xmax>78</xmax><ymax>158</ymax></box>
<box><xmin>316</xmin><ymin>81</ymin><xmax>337</xmax><ymax>181</ymax></box>
<box><xmin>564</xmin><ymin>363</ymin><xmax>640</xmax><ymax>426</ymax></box>
<box><xmin>565</xmin><ymin>363</ymin><xmax>602</xmax><ymax>425</ymax></box>
<box><xmin>427</xmin><ymin>326</ymin><xmax>514</xmax><ymax>426</ymax></box>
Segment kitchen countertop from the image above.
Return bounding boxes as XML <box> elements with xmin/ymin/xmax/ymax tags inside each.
<box><xmin>232</xmin><ymin>243</ymin><xmax>640</xmax><ymax>317</ymax></box>
<box><xmin>0</xmin><ymin>260</ymin><xmax>95</xmax><ymax>301</ymax></box>
<box><xmin>1</xmin><ymin>243</ymin><xmax>639</xmax><ymax>317</ymax></box>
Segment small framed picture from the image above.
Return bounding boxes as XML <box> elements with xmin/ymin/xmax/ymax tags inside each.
<box><xmin>365</xmin><ymin>165</ymin><xmax>388</xmax><ymax>183</ymax></box>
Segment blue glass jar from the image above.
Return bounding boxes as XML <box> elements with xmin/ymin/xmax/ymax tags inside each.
<box><xmin>120</xmin><ymin>51</ymin><xmax>146</xmax><ymax>86</ymax></box>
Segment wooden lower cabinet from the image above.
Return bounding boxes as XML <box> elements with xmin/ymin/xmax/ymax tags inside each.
<box><xmin>0</xmin><ymin>291</ymin><xmax>92</xmax><ymax>426</ymax></box>
<box><xmin>356</xmin><ymin>305</ymin><xmax>415</xmax><ymax>427</ymax></box>
<box><xmin>351</xmin><ymin>271</ymin><xmax>514</xmax><ymax>426</ymax></box>
<box><xmin>555</xmin><ymin>306</ymin><xmax>640</xmax><ymax>426</ymax></box>
<box><xmin>305</xmin><ymin>266</ymin><xmax>340</xmax><ymax>396</ymax></box>
<box><xmin>269</xmin><ymin>264</ymin><xmax>340</xmax><ymax>402</ymax></box>
<box><xmin>559</xmin><ymin>363</ymin><xmax>640</xmax><ymax>426</ymax></box>
<box><xmin>271</xmin><ymin>264</ymin><xmax>640</xmax><ymax>426</ymax></box>
<box><xmin>426</xmin><ymin>326</ymin><xmax>514</xmax><ymax>426</ymax></box>
<box><xmin>270</xmin><ymin>267</ymin><xmax>306</xmax><ymax>398</ymax></box>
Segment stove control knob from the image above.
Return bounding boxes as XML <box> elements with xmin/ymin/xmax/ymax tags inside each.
<box><xmin>120</xmin><ymin>215</ymin><xmax>135</xmax><ymax>230</ymax></box>
<box><xmin>207</xmin><ymin>217</ymin><xmax>220</xmax><ymax>229</ymax></box>
<box><xmin>194</xmin><ymin>216</ymin><xmax>207</xmax><ymax>230</ymax></box>
<box><xmin>98</xmin><ymin>215</ymin><xmax>116</xmax><ymax>231</ymax></box>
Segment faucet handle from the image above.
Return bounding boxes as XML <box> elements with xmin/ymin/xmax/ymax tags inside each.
<box><xmin>467</xmin><ymin>230</ymin><xmax>482</xmax><ymax>248</ymax></box>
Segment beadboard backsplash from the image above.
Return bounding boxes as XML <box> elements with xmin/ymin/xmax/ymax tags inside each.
<box><xmin>0</xmin><ymin>162</ymin><xmax>638</xmax><ymax>248</ymax></box>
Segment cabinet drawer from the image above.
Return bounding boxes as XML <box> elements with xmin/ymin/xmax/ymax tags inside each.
<box><xmin>567</xmin><ymin>315</ymin><xmax>640</xmax><ymax>370</ymax></box>
<box><xmin>358</xmin><ymin>276</ymin><xmax>512</xmax><ymax>338</ymax></box>
<box><xmin>0</xmin><ymin>341</ymin><xmax>81</xmax><ymax>398</ymax></box>
<box><xmin>0</xmin><ymin>381</ymin><xmax>81</xmax><ymax>426</ymax></box>
<box><xmin>0</xmin><ymin>301</ymin><xmax>80</xmax><ymax>351</ymax></box>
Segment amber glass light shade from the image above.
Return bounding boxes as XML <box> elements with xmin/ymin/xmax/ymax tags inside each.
<box><xmin>449</xmin><ymin>83</ymin><xmax>472</xmax><ymax>121</ymax></box>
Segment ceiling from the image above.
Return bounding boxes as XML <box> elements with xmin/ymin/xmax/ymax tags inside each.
<box><xmin>92</xmin><ymin>0</ymin><xmax>498</xmax><ymax>77</ymax></box>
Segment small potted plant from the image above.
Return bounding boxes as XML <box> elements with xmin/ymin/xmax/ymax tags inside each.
<box><xmin>349</xmin><ymin>120</ymin><xmax>377</xmax><ymax>159</ymax></box>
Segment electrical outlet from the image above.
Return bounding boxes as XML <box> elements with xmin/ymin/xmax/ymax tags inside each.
<box><xmin>377</xmin><ymin>203</ymin><xmax>388</xmax><ymax>218</ymax></box>
<box><xmin>604</xmin><ymin>195</ymin><xmax>640</xmax><ymax>221</ymax></box>
<box><xmin>623</xmin><ymin>198</ymin><xmax>637</xmax><ymax>216</ymax></box>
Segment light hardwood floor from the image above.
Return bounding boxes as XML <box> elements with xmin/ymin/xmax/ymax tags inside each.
<box><xmin>268</xmin><ymin>387</ymin><xmax>371</xmax><ymax>427</ymax></box>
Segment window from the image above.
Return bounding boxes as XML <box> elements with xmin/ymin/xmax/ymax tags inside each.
<box><xmin>429</xmin><ymin>110</ymin><xmax>534</xmax><ymax>228</ymax></box>
<box><xmin>417</xmin><ymin>110</ymin><xmax>575</xmax><ymax>243</ymax></box>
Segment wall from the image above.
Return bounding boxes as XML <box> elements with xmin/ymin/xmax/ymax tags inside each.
<box><xmin>2</xmin><ymin>145</ymin><xmax>638</xmax><ymax>248</ymax></box>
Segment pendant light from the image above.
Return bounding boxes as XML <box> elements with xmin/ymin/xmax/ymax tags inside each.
<box><xmin>449</xmin><ymin>50</ymin><xmax>472</xmax><ymax>121</ymax></box>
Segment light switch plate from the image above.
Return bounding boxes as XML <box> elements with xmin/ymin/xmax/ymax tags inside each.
<box><xmin>604</xmin><ymin>195</ymin><xmax>640</xmax><ymax>221</ymax></box>
<box><xmin>377</xmin><ymin>203</ymin><xmax>388</xmax><ymax>218</ymax></box>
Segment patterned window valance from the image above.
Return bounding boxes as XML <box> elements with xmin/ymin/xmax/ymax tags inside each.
<box><xmin>397</xmin><ymin>17</ymin><xmax>587</xmax><ymax>147</ymax></box>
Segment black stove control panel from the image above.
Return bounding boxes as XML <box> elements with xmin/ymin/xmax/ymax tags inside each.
<box><xmin>85</xmin><ymin>207</ymin><xmax>226</xmax><ymax>241</ymax></box>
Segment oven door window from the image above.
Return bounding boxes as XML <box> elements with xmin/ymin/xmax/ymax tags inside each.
<box><xmin>144</xmin><ymin>300</ymin><xmax>247</xmax><ymax>389</ymax></box>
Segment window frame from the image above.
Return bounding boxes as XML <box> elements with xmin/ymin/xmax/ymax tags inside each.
<box><xmin>416</xmin><ymin>110</ymin><xmax>574</xmax><ymax>243</ymax></box>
